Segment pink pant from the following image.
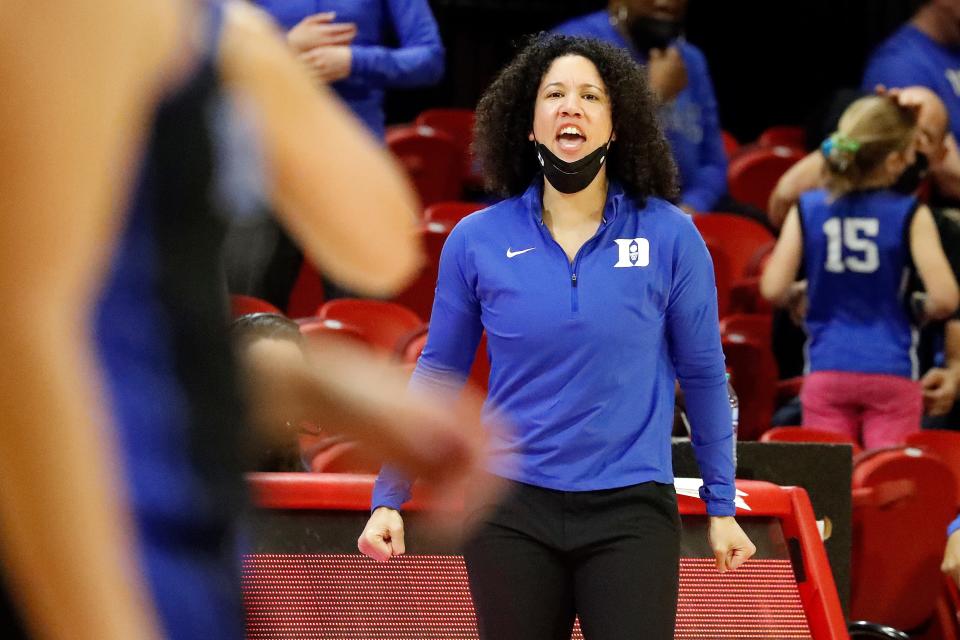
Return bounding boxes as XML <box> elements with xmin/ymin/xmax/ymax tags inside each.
<box><xmin>801</xmin><ymin>371</ymin><xmax>922</xmax><ymax>450</ymax></box>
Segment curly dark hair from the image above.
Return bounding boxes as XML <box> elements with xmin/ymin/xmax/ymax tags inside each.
<box><xmin>473</xmin><ymin>33</ymin><xmax>679</xmax><ymax>204</ymax></box>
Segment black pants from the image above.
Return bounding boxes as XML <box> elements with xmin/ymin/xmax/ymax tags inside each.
<box><xmin>463</xmin><ymin>479</ymin><xmax>681</xmax><ymax>640</ymax></box>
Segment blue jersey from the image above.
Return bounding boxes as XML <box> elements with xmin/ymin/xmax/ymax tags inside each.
<box><xmin>255</xmin><ymin>0</ymin><xmax>444</xmax><ymax>139</ymax></box>
<box><xmin>799</xmin><ymin>189</ymin><xmax>919</xmax><ymax>378</ymax></box>
<box><xmin>950</xmin><ymin>513</ymin><xmax>960</xmax><ymax>536</ymax></box>
<box><xmin>374</xmin><ymin>179</ymin><xmax>736</xmax><ymax>516</ymax></box>
<box><xmin>94</xmin><ymin>5</ymin><xmax>248</xmax><ymax>638</ymax></box>
<box><xmin>862</xmin><ymin>25</ymin><xmax>960</xmax><ymax>142</ymax></box>
<box><xmin>553</xmin><ymin>11</ymin><xmax>728</xmax><ymax>212</ymax></box>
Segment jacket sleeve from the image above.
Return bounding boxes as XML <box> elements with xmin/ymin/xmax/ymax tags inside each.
<box><xmin>371</xmin><ymin>221</ymin><xmax>484</xmax><ymax>510</ymax></box>
<box><xmin>350</xmin><ymin>0</ymin><xmax>445</xmax><ymax>90</ymax></box>
<box><xmin>679</xmin><ymin>48</ymin><xmax>728</xmax><ymax>213</ymax></box>
<box><xmin>665</xmin><ymin>215</ymin><xmax>736</xmax><ymax>516</ymax></box>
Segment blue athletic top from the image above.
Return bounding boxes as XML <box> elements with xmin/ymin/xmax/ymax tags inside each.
<box><xmin>862</xmin><ymin>25</ymin><xmax>960</xmax><ymax>142</ymax></box>
<box><xmin>950</xmin><ymin>513</ymin><xmax>960</xmax><ymax>537</ymax></box>
<box><xmin>553</xmin><ymin>11</ymin><xmax>728</xmax><ymax>212</ymax></box>
<box><xmin>94</xmin><ymin>5</ymin><xmax>249</xmax><ymax>638</ymax></box>
<box><xmin>373</xmin><ymin>179</ymin><xmax>736</xmax><ymax>516</ymax></box>
<box><xmin>255</xmin><ymin>0</ymin><xmax>444</xmax><ymax>139</ymax></box>
<box><xmin>799</xmin><ymin>188</ymin><xmax>919</xmax><ymax>378</ymax></box>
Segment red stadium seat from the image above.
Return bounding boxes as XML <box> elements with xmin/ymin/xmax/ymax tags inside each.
<box><xmin>230</xmin><ymin>294</ymin><xmax>282</xmax><ymax>318</ymax></box>
<box><xmin>693</xmin><ymin>213</ymin><xmax>775</xmax><ymax>317</ymax></box>
<box><xmin>727</xmin><ymin>145</ymin><xmax>806</xmax><ymax>213</ymax></box>
<box><xmin>693</xmin><ymin>213</ymin><xmax>776</xmax><ymax>282</ymax></box>
<box><xmin>904</xmin><ymin>430</ymin><xmax>960</xmax><ymax>507</ymax></box>
<box><xmin>424</xmin><ymin>200</ymin><xmax>485</xmax><ymax>226</ymax></box>
<box><xmin>391</xmin><ymin>222</ymin><xmax>451</xmax><ymax>320</ymax></box>
<box><xmin>720</xmin><ymin>313</ymin><xmax>773</xmax><ymax>348</ymax></box>
<box><xmin>298</xmin><ymin>318</ymin><xmax>368</xmax><ymax>350</ymax></box>
<box><xmin>722</xmin><ymin>335</ymin><xmax>778</xmax><ymax>440</ymax></box>
<box><xmin>850</xmin><ymin>447</ymin><xmax>958</xmax><ymax>631</ymax></box>
<box><xmin>317</xmin><ymin>299</ymin><xmax>425</xmax><ymax>356</ymax></box>
<box><xmin>286</xmin><ymin>258</ymin><xmax>326</xmax><ymax>319</ymax></box>
<box><xmin>758</xmin><ymin>125</ymin><xmax>806</xmax><ymax>150</ymax></box>
<box><xmin>415</xmin><ymin>108</ymin><xmax>483</xmax><ymax>191</ymax></box>
<box><xmin>760</xmin><ymin>426</ymin><xmax>863</xmax><ymax>455</ymax></box>
<box><xmin>387</xmin><ymin>124</ymin><xmax>463</xmax><ymax>206</ymax></box>
<box><xmin>721</xmin><ymin>129</ymin><xmax>740</xmax><ymax>159</ymax></box>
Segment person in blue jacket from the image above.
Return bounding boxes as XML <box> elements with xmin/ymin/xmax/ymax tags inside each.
<box><xmin>862</xmin><ymin>0</ymin><xmax>960</xmax><ymax>143</ymax></box>
<box><xmin>254</xmin><ymin>0</ymin><xmax>444</xmax><ymax>139</ymax></box>
<box><xmin>553</xmin><ymin>0</ymin><xmax>728</xmax><ymax>214</ymax></box>
<box><xmin>358</xmin><ymin>34</ymin><xmax>755</xmax><ymax>640</ymax></box>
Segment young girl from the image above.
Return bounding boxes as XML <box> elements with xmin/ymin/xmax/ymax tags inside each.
<box><xmin>761</xmin><ymin>95</ymin><xmax>959</xmax><ymax>449</ymax></box>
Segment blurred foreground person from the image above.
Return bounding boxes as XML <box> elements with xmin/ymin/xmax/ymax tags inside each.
<box><xmin>0</xmin><ymin>1</ymin><xmax>490</xmax><ymax>638</ymax></box>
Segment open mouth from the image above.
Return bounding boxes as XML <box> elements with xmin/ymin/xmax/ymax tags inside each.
<box><xmin>556</xmin><ymin>125</ymin><xmax>586</xmax><ymax>152</ymax></box>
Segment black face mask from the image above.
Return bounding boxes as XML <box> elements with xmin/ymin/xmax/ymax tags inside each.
<box><xmin>891</xmin><ymin>152</ymin><xmax>930</xmax><ymax>195</ymax></box>
<box><xmin>534</xmin><ymin>139</ymin><xmax>611</xmax><ymax>194</ymax></box>
<box><xmin>626</xmin><ymin>16</ymin><xmax>683</xmax><ymax>52</ymax></box>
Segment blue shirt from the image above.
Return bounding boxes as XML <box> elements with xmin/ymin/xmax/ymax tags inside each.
<box><xmin>553</xmin><ymin>11</ymin><xmax>728</xmax><ymax>212</ymax></box>
<box><xmin>862</xmin><ymin>25</ymin><xmax>960</xmax><ymax>142</ymax></box>
<box><xmin>255</xmin><ymin>0</ymin><xmax>444</xmax><ymax>139</ymax></box>
<box><xmin>373</xmin><ymin>179</ymin><xmax>736</xmax><ymax>516</ymax></box>
<box><xmin>799</xmin><ymin>189</ymin><xmax>919</xmax><ymax>378</ymax></box>
<box><xmin>950</xmin><ymin>513</ymin><xmax>960</xmax><ymax>537</ymax></box>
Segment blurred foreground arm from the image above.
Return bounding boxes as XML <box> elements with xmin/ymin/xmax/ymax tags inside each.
<box><xmin>220</xmin><ymin>2</ymin><xmax>423</xmax><ymax>296</ymax></box>
<box><xmin>241</xmin><ymin>334</ymin><xmax>487</xmax><ymax>487</ymax></box>
<box><xmin>0</xmin><ymin>1</ymin><xmax>190</xmax><ymax>638</ymax></box>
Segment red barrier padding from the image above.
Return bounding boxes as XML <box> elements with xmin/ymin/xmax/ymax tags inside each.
<box><xmin>244</xmin><ymin>475</ymin><xmax>848</xmax><ymax>639</ymax></box>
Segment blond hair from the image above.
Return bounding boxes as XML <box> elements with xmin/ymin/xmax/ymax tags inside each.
<box><xmin>822</xmin><ymin>96</ymin><xmax>916</xmax><ymax>197</ymax></box>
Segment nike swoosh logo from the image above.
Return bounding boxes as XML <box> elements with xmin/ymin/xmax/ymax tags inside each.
<box><xmin>506</xmin><ymin>247</ymin><xmax>535</xmax><ymax>258</ymax></box>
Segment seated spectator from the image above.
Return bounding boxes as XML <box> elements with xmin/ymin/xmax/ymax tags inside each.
<box><xmin>862</xmin><ymin>0</ymin><xmax>960</xmax><ymax>145</ymax></box>
<box><xmin>761</xmin><ymin>95</ymin><xmax>959</xmax><ymax>449</ymax></box>
<box><xmin>553</xmin><ymin>0</ymin><xmax>728</xmax><ymax>214</ymax></box>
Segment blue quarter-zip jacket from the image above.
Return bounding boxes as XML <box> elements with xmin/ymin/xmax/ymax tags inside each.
<box><xmin>373</xmin><ymin>179</ymin><xmax>736</xmax><ymax>516</ymax></box>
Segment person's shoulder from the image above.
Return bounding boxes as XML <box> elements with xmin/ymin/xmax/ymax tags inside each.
<box><xmin>552</xmin><ymin>10</ymin><xmax>610</xmax><ymax>37</ymax></box>
<box><xmin>865</xmin><ymin>25</ymin><xmax>930</xmax><ymax>74</ymax></box>
<box><xmin>677</xmin><ymin>39</ymin><xmax>708</xmax><ymax>69</ymax></box>
<box><xmin>874</xmin><ymin>24</ymin><xmax>927</xmax><ymax>55</ymax></box>
<box><xmin>635</xmin><ymin>196</ymin><xmax>697</xmax><ymax>234</ymax></box>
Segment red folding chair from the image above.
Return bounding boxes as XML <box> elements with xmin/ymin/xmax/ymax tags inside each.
<box><xmin>387</xmin><ymin>124</ymin><xmax>463</xmax><ymax>206</ymax></box>
<box><xmin>760</xmin><ymin>426</ymin><xmax>863</xmax><ymax>455</ymax></box>
<box><xmin>423</xmin><ymin>201</ymin><xmax>485</xmax><ymax>226</ymax></box>
<box><xmin>850</xmin><ymin>447</ymin><xmax>958</xmax><ymax>632</ymax></box>
<box><xmin>317</xmin><ymin>299</ymin><xmax>425</xmax><ymax>356</ymax></box>
<box><xmin>230</xmin><ymin>294</ymin><xmax>282</xmax><ymax>318</ymax></box>
<box><xmin>758</xmin><ymin>125</ymin><xmax>806</xmax><ymax>150</ymax></box>
<box><xmin>727</xmin><ymin>145</ymin><xmax>806</xmax><ymax>213</ymax></box>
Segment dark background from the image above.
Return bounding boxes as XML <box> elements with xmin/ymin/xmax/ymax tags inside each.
<box><xmin>386</xmin><ymin>0</ymin><xmax>927</xmax><ymax>143</ymax></box>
